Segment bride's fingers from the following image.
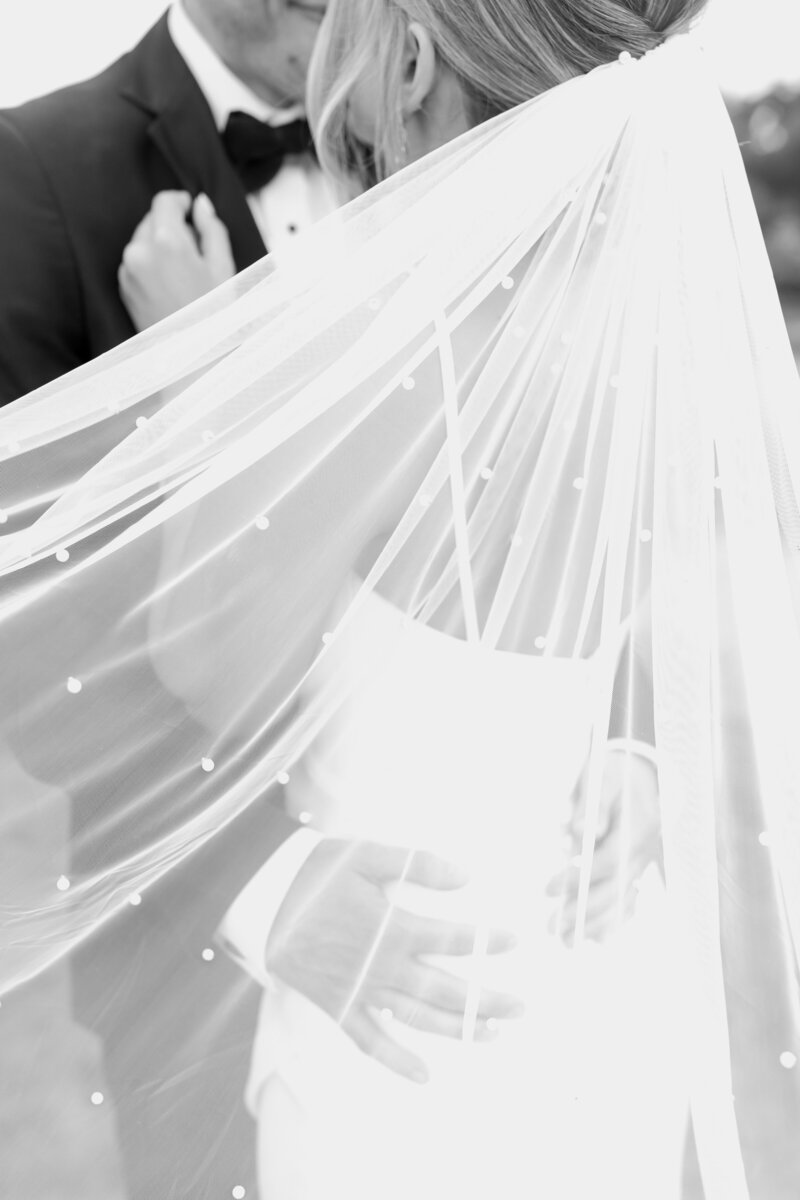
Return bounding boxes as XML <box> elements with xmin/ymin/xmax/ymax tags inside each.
<box><xmin>372</xmin><ymin>993</ymin><xmax>500</xmax><ymax>1042</ymax></box>
<box><xmin>555</xmin><ymin>882</ymin><xmax>637</xmax><ymax>937</ymax></box>
<box><xmin>546</xmin><ymin>828</ymin><xmax>636</xmax><ymax>898</ymax></box>
<box><xmin>557</xmin><ymin>906</ymin><xmax>634</xmax><ymax>945</ymax></box>
<box><xmin>149</xmin><ymin>189</ymin><xmax>194</xmax><ymax>239</ymax></box>
<box><xmin>127</xmin><ymin>211</ymin><xmax>153</xmax><ymax>247</ymax></box>
<box><xmin>561</xmin><ymin>874</ymin><xmax>627</xmax><ymax>917</ymax></box>
<box><xmin>545</xmin><ymin>857</ymin><xmax>614</xmax><ymax>899</ymax></box>
<box><xmin>341</xmin><ymin>1007</ymin><xmax>429</xmax><ymax>1084</ymax></box>
<box><xmin>193</xmin><ymin>194</ymin><xmax>235</xmax><ymax>276</ymax></box>
<box><xmin>559</xmin><ymin>900</ymin><xmax>633</xmax><ymax>938</ymax></box>
<box><xmin>124</xmin><ymin>191</ymin><xmax>191</xmax><ymax>253</ymax></box>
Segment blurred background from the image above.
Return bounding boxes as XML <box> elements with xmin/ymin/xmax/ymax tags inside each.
<box><xmin>704</xmin><ymin>0</ymin><xmax>800</xmax><ymax>358</ymax></box>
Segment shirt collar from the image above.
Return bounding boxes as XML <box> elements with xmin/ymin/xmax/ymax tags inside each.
<box><xmin>168</xmin><ymin>0</ymin><xmax>305</xmax><ymax>131</ymax></box>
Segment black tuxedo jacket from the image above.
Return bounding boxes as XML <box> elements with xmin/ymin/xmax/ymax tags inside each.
<box><xmin>0</xmin><ymin>18</ymin><xmax>297</xmax><ymax>1199</ymax></box>
<box><xmin>0</xmin><ymin>13</ymin><xmax>266</xmax><ymax>404</ymax></box>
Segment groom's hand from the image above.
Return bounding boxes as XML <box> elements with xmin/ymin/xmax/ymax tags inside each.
<box><xmin>119</xmin><ymin>191</ymin><xmax>236</xmax><ymax>331</ymax></box>
<box><xmin>264</xmin><ymin>838</ymin><xmax>523</xmax><ymax>1084</ymax></box>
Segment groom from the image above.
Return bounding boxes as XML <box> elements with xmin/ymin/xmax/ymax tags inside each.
<box><xmin>0</xmin><ymin>5</ymin><xmax>528</xmax><ymax>1199</ymax></box>
<box><xmin>0</xmin><ymin>0</ymin><xmax>330</xmax><ymax>403</ymax></box>
<box><xmin>0</xmin><ymin>6</ymin><xmax>663</xmax><ymax>1198</ymax></box>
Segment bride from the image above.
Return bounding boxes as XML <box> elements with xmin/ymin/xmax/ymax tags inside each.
<box><xmin>236</xmin><ymin>3</ymin><xmax>704</xmax><ymax>1198</ymax></box>
<box><xmin>2</xmin><ymin>0</ymin><xmax>800</xmax><ymax>1197</ymax></box>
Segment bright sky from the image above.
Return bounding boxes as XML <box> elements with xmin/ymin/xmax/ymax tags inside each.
<box><xmin>701</xmin><ymin>0</ymin><xmax>800</xmax><ymax>96</ymax></box>
<box><xmin>0</xmin><ymin>0</ymin><xmax>797</xmax><ymax>108</ymax></box>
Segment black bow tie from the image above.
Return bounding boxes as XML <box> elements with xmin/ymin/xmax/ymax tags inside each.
<box><xmin>222</xmin><ymin>111</ymin><xmax>314</xmax><ymax>192</ymax></box>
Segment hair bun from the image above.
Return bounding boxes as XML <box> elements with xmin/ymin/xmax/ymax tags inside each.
<box><xmin>634</xmin><ymin>0</ymin><xmax>708</xmax><ymax>39</ymax></box>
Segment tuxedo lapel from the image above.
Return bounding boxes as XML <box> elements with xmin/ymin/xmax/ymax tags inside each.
<box><xmin>119</xmin><ymin>15</ymin><xmax>266</xmax><ymax>271</ymax></box>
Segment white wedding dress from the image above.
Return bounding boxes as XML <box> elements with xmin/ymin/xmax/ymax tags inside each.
<box><xmin>247</xmin><ymin>581</ymin><xmax>689</xmax><ymax>1199</ymax></box>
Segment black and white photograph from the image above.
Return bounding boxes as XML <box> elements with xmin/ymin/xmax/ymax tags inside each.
<box><xmin>2</xmin><ymin>2</ymin><xmax>800</xmax><ymax>1198</ymax></box>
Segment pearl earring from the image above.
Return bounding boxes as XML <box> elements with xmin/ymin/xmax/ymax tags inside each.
<box><xmin>396</xmin><ymin>119</ymin><xmax>410</xmax><ymax>169</ymax></box>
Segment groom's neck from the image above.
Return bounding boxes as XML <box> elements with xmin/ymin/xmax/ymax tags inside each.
<box><xmin>182</xmin><ymin>0</ymin><xmax>289</xmax><ymax>108</ymax></box>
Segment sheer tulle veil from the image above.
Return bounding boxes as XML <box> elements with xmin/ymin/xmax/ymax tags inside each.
<box><xmin>1</xmin><ymin>28</ymin><xmax>799</xmax><ymax>1198</ymax></box>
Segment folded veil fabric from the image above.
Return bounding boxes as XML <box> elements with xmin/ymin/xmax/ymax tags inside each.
<box><xmin>1</xmin><ymin>34</ymin><xmax>800</xmax><ymax>1197</ymax></box>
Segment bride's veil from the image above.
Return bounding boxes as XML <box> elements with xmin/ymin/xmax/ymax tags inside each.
<box><xmin>1</xmin><ymin>31</ymin><xmax>799</xmax><ymax>1197</ymax></box>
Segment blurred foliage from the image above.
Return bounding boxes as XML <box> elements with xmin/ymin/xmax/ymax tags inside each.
<box><xmin>729</xmin><ymin>88</ymin><xmax>800</xmax><ymax>293</ymax></box>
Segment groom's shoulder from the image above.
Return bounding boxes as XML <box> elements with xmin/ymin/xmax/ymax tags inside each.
<box><xmin>0</xmin><ymin>16</ymin><xmax>170</xmax><ymax>157</ymax></box>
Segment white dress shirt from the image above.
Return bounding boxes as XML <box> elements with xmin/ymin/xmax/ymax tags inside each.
<box><xmin>169</xmin><ymin>0</ymin><xmax>330</xmax><ymax>982</ymax></box>
<box><xmin>218</xmin><ymin>825</ymin><xmax>323</xmax><ymax>988</ymax></box>
<box><xmin>168</xmin><ymin>0</ymin><xmax>337</xmax><ymax>255</ymax></box>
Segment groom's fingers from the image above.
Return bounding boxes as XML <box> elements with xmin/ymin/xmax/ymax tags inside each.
<box><xmin>397</xmin><ymin>910</ymin><xmax>517</xmax><ymax>957</ymax></box>
<box><xmin>356</xmin><ymin>842</ymin><xmax>470</xmax><ymax>891</ymax></box>
<box><xmin>408</xmin><ymin>963</ymin><xmax>525</xmax><ymax>1021</ymax></box>
<box><xmin>371</xmin><ymin>993</ymin><xmax>500</xmax><ymax>1043</ymax></box>
<box><xmin>401</xmin><ymin>848</ymin><xmax>471</xmax><ymax>890</ymax></box>
<box><xmin>342</xmin><ymin>1007</ymin><xmax>430</xmax><ymax>1084</ymax></box>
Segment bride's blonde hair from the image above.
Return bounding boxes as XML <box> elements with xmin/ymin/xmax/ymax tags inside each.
<box><xmin>308</xmin><ymin>0</ymin><xmax>708</xmax><ymax>186</ymax></box>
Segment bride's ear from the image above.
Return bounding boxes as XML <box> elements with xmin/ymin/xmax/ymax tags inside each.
<box><xmin>401</xmin><ymin>22</ymin><xmax>438</xmax><ymax>115</ymax></box>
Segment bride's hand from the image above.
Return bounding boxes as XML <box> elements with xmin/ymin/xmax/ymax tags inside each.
<box><xmin>118</xmin><ymin>190</ymin><xmax>236</xmax><ymax>331</ymax></box>
<box><xmin>264</xmin><ymin>838</ymin><xmax>523</xmax><ymax>1084</ymax></box>
<box><xmin>546</xmin><ymin>749</ymin><xmax>662</xmax><ymax>944</ymax></box>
